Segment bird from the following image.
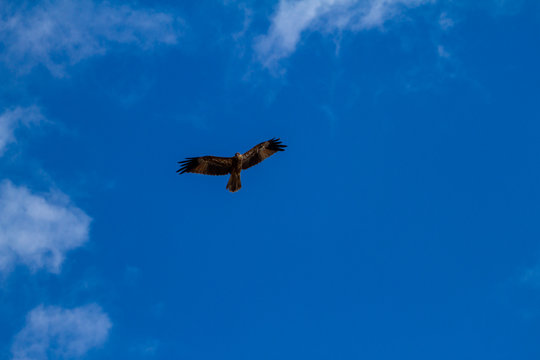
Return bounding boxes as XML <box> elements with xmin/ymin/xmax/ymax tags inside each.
<box><xmin>177</xmin><ymin>138</ymin><xmax>287</xmax><ymax>192</ymax></box>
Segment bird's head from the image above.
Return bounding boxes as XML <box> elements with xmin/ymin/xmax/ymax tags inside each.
<box><xmin>235</xmin><ymin>152</ymin><xmax>243</xmax><ymax>159</ymax></box>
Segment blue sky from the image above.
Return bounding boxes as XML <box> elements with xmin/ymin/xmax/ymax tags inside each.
<box><xmin>0</xmin><ymin>0</ymin><xmax>539</xmax><ymax>359</ymax></box>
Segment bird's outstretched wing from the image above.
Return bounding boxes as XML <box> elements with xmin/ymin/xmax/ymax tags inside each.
<box><xmin>177</xmin><ymin>156</ymin><xmax>233</xmax><ymax>175</ymax></box>
<box><xmin>242</xmin><ymin>138</ymin><xmax>287</xmax><ymax>170</ymax></box>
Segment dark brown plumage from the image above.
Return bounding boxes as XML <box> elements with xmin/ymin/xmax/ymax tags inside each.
<box><xmin>177</xmin><ymin>138</ymin><xmax>287</xmax><ymax>192</ymax></box>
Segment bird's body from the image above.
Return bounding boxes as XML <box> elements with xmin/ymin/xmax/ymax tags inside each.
<box><xmin>227</xmin><ymin>153</ymin><xmax>244</xmax><ymax>192</ymax></box>
<box><xmin>232</xmin><ymin>152</ymin><xmax>243</xmax><ymax>171</ymax></box>
<box><xmin>177</xmin><ymin>138</ymin><xmax>286</xmax><ymax>192</ymax></box>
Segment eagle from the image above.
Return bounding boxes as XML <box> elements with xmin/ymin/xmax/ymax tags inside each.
<box><xmin>177</xmin><ymin>138</ymin><xmax>287</xmax><ymax>192</ymax></box>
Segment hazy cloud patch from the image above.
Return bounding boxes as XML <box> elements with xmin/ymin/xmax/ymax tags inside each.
<box><xmin>0</xmin><ymin>106</ymin><xmax>44</xmax><ymax>156</ymax></box>
<box><xmin>11</xmin><ymin>304</ymin><xmax>111</xmax><ymax>360</ymax></box>
<box><xmin>0</xmin><ymin>0</ymin><xmax>183</xmax><ymax>76</ymax></box>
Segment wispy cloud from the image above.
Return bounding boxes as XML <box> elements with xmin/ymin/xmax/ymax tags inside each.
<box><xmin>437</xmin><ymin>44</ymin><xmax>450</xmax><ymax>58</ymax></box>
<box><xmin>0</xmin><ymin>106</ymin><xmax>44</xmax><ymax>156</ymax></box>
<box><xmin>0</xmin><ymin>0</ymin><xmax>183</xmax><ymax>76</ymax></box>
<box><xmin>0</xmin><ymin>180</ymin><xmax>91</xmax><ymax>274</ymax></box>
<box><xmin>254</xmin><ymin>0</ymin><xmax>433</xmax><ymax>67</ymax></box>
<box><xmin>11</xmin><ymin>304</ymin><xmax>111</xmax><ymax>360</ymax></box>
<box><xmin>130</xmin><ymin>339</ymin><xmax>160</xmax><ymax>357</ymax></box>
<box><xmin>521</xmin><ymin>262</ymin><xmax>540</xmax><ymax>289</ymax></box>
<box><xmin>438</xmin><ymin>11</ymin><xmax>454</xmax><ymax>30</ymax></box>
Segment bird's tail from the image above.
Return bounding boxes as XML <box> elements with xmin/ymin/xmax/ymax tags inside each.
<box><xmin>226</xmin><ymin>172</ymin><xmax>242</xmax><ymax>193</ymax></box>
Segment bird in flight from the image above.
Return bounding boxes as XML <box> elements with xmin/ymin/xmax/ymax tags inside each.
<box><xmin>177</xmin><ymin>138</ymin><xmax>287</xmax><ymax>192</ymax></box>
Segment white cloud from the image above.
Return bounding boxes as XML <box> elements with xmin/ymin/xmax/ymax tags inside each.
<box><xmin>255</xmin><ymin>0</ymin><xmax>433</xmax><ymax>66</ymax></box>
<box><xmin>0</xmin><ymin>181</ymin><xmax>91</xmax><ymax>274</ymax></box>
<box><xmin>0</xmin><ymin>106</ymin><xmax>44</xmax><ymax>156</ymax></box>
<box><xmin>11</xmin><ymin>304</ymin><xmax>111</xmax><ymax>360</ymax></box>
<box><xmin>0</xmin><ymin>0</ymin><xmax>182</xmax><ymax>76</ymax></box>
